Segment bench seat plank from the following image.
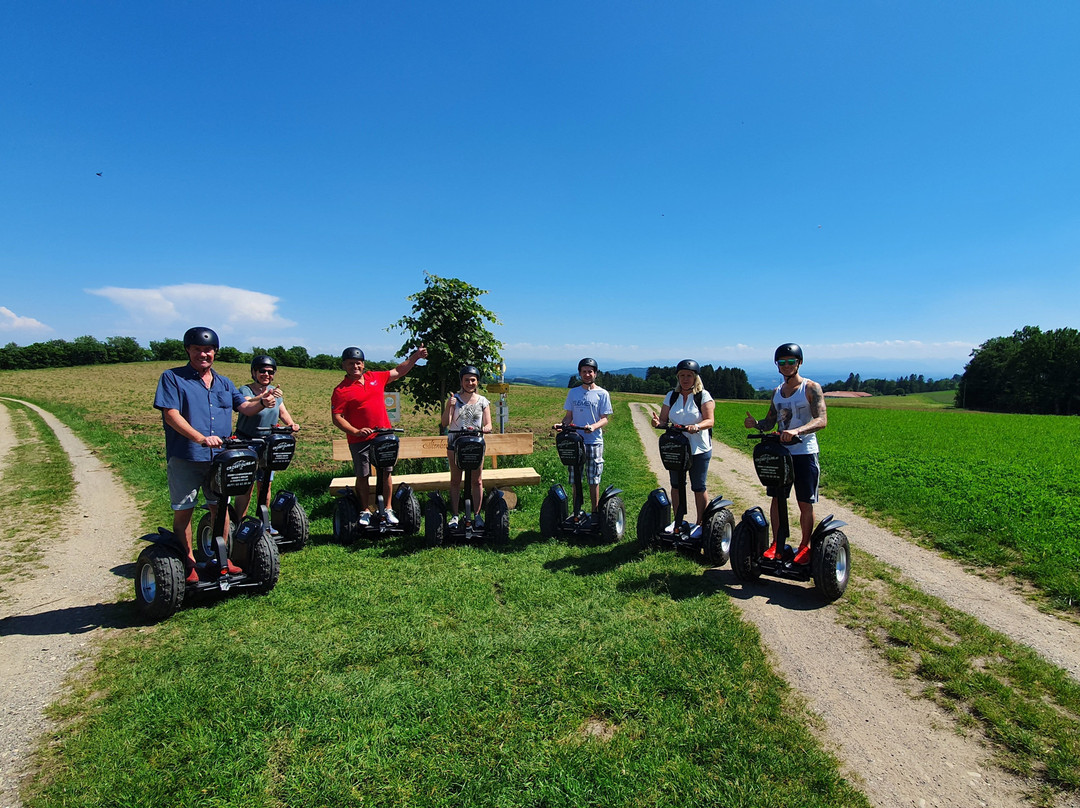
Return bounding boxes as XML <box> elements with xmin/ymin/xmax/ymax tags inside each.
<box><xmin>331</xmin><ymin>432</ymin><xmax>534</xmax><ymax>462</ymax></box>
<box><xmin>329</xmin><ymin>466</ymin><xmax>541</xmax><ymax>493</ymax></box>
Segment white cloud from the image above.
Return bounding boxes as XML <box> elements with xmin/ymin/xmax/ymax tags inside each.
<box><xmin>87</xmin><ymin>284</ymin><xmax>296</xmax><ymax>336</ymax></box>
<box><xmin>0</xmin><ymin>306</ymin><xmax>52</xmax><ymax>332</ymax></box>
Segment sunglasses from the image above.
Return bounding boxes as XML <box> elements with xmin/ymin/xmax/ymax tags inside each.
<box><xmin>256</xmin><ymin>368</ymin><xmax>276</xmax><ymax>375</ymax></box>
<box><xmin>776</xmin><ymin>359</ymin><xmax>800</xmax><ymax>366</ymax></box>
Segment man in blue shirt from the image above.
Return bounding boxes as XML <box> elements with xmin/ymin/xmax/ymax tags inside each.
<box><xmin>153</xmin><ymin>327</ymin><xmax>277</xmax><ymax>582</ymax></box>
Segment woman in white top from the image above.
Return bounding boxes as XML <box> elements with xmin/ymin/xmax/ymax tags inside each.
<box><xmin>441</xmin><ymin>365</ymin><xmax>492</xmax><ymax>528</ymax></box>
<box><xmin>651</xmin><ymin>359</ymin><xmax>715</xmax><ymax>538</ymax></box>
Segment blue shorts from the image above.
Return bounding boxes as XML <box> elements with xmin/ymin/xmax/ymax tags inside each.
<box><xmin>669</xmin><ymin>450</ymin><xmax>711</xmax><ymax>493</ymax></box>
<box><xmin>167</xmin><ymin>457</ymin><xmax>218</xmax><ymax>510</ymax></box>
<box><xmin>792</xmin><ymin>453</ymin><xmax>820</xmax><ymax>504</ymax></box>
<box><xmin>568</xmin><ymin>442</ymin><xmax>604</xmax><ymax>486</ymax></box>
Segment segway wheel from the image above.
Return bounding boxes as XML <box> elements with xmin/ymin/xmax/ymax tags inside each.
<box><xmin>703</xmin><ymin>508</ymin><xmax>735</xmax><ymax>567</ymax></box>
<box><xmin>333</xmin><ymin>493</ymin><xmax>359</xmax><ymax>544</ymax></box>
<box><xmin>249</xmin><ymin>533</ymin><xmax>280</xmax><ymax>594</ymax></box>
<box><xmin>730</xmin><ymin>521</ymin><xmax>762</xmax><ymax>582</ymax></box>
<box><xmin>400</xmin><ymin>490</ymin><xmax>422</xmax><ymax>536</ymax></box>
<box><xmin>195</xmin><ymin>507</ymin><xmax>236</xmax><ymax>562</ymax></box>
<box><xmin>281</xmin><ymin>501</ymin><xmax>309</xmax><ymax>549</ymax></box>
<box><xmin>635</xmin><ymin>499</ymin><xmax>661</xmax><ymax>551</ymax></box>
<box><xmin>135</xmin><ymin>544</ymin><xmax>186</xmax><ymax>620</ymax></box>
<box><xmin>485</xmin><ymin>497</ymin><xmax>510</xmax><ymax>546</ymax></box>
<box><xmin>539</xmin><ymin>493</ymin><xmax>560</xmax><ymax>539</ymax></box>
<box><xmin>600</xmin><ymin>497</ymin><xmax>626</xmax><ymax>543</ymax></box>
<box><xmin>812</xmin><ymin>530</ymin><xmax>850</xmax><ymax>602</ymax></box>
<box><xmin>425</xmin><ymin>497</ymin><xmax>446</xmax><ymax>547</ymax></box>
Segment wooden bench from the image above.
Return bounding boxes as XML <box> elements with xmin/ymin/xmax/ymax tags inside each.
<box><xmin>329</xmin><ymin>433</ymin><xmax>541</xmax><ymax>499</ymax></box>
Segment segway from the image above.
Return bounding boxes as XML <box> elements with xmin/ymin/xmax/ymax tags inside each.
<box><xmin>425</xmin><ymin>427</ymin><xmax>510</xmax><ymax>546</ymax></box>
<box><xmin>195</xmin><ymin>426</ymin><xmax>308</xmax><ymax>555</ymax></box>
<box><xmin>729</xmin><ymin>432</ymin><xmax>850</xmax><ymax>601</ymax></box>
<box><xmin>332</xmin><ymin>427</ymin><xmax>421</xmax><ymax>542</ymax></box>
<box><xmin>636</xmin><ymin>421</ymin><xmax>734</xmax><ymax>566</ymax></box>
<box><xmin>135</xmin><ymin>436</ymin><xmax>281</xmax><ymax>621</ymax></box>
<box><xmin>538</xmin><ymin>424</ymin><xmax>625</xmax><ymax>542</ymax></box>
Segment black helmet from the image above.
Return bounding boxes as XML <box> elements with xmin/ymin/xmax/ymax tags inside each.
<box><xmin>341</xmin><ymin>347</ymin><xmax>365</xmax><ymax>362</ymax></box>
<box><xmin>676</xmin><ymin>359</ymin><xmax>699</xmax><ymax>374</ymax></box>
<box><xmin>774</xmin><ymin>343</ymin><xmax>803</xmax><ymax>362</ymax></box>
<box><xmin>578</xmin><ymin>357</ymin><xmax>599</xmax><ymax>372</ymax></box>
<box><xmin>251</xmin><ymin>354</ymin><xmax>277</xmax><ymax>376</ymax></box>
<box><xmin>183</xmin><ymin>327</ymin><xmax>219</xmax><ymax>350</ymax></box>
<box><xmin>460</xmin><ymin>364</ymin><xmax>481</xmax><ymax>380</ymax></box>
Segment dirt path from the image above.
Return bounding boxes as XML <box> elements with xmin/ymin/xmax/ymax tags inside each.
<box><xmin>0</xmin><ymin>398</ymin><xmax>139</xmax><ymax>808</ymax></box>
<box><xmin>631</xmin><ymin>403</ymin><xmax>1080</xmax><ymax>808</ymax></box>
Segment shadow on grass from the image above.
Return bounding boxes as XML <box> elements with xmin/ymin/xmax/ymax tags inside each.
<box><xmin>544</xmin><ymin>540</ymin><xmax>642</xmax><ymax>576</ymax></box>
<box><xmin>702</xmin><ymin>566</ymin><xmax>831</xmax><ymax>611</ymax></box>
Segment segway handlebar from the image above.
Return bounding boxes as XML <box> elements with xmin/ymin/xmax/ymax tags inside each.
<box><xmin>747</xmin><ymin>431</ymin><xmax>802</xmax><ymax>444</ymax></box>
<box><xmin>447</xmin><ymin>426</ymin><xmax>489</xmax><ymax>435</ymax></box>
<box><xmin>653</xmin><ymin>421</ymin><xmax>693</xmax><ymax>432</ymax></box>
<box><xmin>553</xmin><ymin>423</ymin><xmax>590</xmax><ymax>433</ymax></box>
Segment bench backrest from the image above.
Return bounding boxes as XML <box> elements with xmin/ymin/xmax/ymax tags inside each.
<box><xmin>332</xmin><ymin>432</ymin><xmax>534</xmax><ymax>463</ymax></box>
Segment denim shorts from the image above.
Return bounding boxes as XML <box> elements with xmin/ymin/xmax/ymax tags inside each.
<box><xmin>792</xmin><ymin>453</ymin><xmax>820</xmax><ymax>503</ymax></box>
<box><xmin>669</xmin><ymin>450</ymin><xmax>711</xmax><ymax>493</ymax></box>
<box><xmin>167</xmin><ymin>456</ymin><xmax>217</xmax><ymax>510</ymax></box>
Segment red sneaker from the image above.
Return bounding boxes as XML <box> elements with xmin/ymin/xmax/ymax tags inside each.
<box><xmin>792</xmin><ymin>545</ymin><xmax>811</xmax><ymax>565</ymax></box>
<box><xmin>224</xmin><ymin>560</ymin><xmax>243</xmax><ymax>574</ymax></box>
<box><xmin>762</xmin><ymin>543</ymin><xmax>778</xmax><ymax>560</ymax></box>
<box><xmin>185</xmin><ymin>567</ymin><xmax>200</xmax><ymax>584</ymax></box>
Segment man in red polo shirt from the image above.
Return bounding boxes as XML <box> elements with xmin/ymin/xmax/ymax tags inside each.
<box><xmin>331</xmin><ymin>344</ymin><xmax>427</xmax><ymax>525</ymax></box>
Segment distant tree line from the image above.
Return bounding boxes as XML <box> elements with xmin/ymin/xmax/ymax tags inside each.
<box><xmin>957</xmin><ymin>326</ymin><xmax>1080</xmax><ymax>415</ymax></box>
<box><xmin>0</xmin><ymin>336</ymin><xmax>394</xmax><ymax>373</ymax></box>
<box><xmin>595</xmin><ymin>364</ymin><xmax>755</xmax><ymax>400</ymax></box>
<box><xmin>821</xmin><ymin>373</ymin><xmax>961</xmax><ymax>396</ymax></box>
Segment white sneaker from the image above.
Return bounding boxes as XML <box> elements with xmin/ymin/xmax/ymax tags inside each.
<box><xmin>689</xmin><ymin>524</ymin><xmax>702</xmax><ymax>540</ymax></box>
<box><xmin>386</xmin><ymin>509</ymin><xmax>399</xmax><ymax>525</ymax></box>
<box><xmin>474</xmin><ymin>514</ymin><xmax>485</xmax><ymax>530</ymax></box>
<box><xmin>663</xmin><ymin>521</ymin><xmax>677</xmax><ymax>535</ymax></box>
<box><xmin>358</xmin><ymin>511</ymin><xmax>371</xmax><ymax>527</ymax></box>
<box><xmin>448</xmin><ymin>516</ymin><xmax>459</xmax><ymax>529</ymax></box>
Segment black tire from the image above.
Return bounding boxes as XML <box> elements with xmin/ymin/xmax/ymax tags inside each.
<box><xmin>635</xmin><ymin>499</ymin><xmax>661</xmax><ymax>551</ymax></box>
<box><xmin>195</xmin><ymin>507</ymin><xmax>235</xmax><ymax>562</ymax></box>
<box><xmin>730</xmin><ymin>521</ymin><xmax>762</xmax><ymax>582</ymax></box>
<box><xmin>425</xmin><ymin>497</ymin><xmax>446</xmax><ymax>547</ymax></box>
<box><xmin>485</xmin><ymin>497</ymin><xmax>510</xmax><ymax>546</ymax></box>
<box><xmin>249</xmin><ymin>533</ymin><xmax>280</xmax><ymax>594</ymax></box>
<box><xmin>281</xmin><ymin>501</ymin><xmax>309</xmax><ymax>549</ymax></box>
<box><xmin>400</xmin><ymin>490</ymin><xmax>422</xmax><ymax>536</ymax></box>
<box><xmin>539</xmin><ymin>493</ymin><xmax>560</xmax><ymax>539</ymax></box>
<box><xmin>703</xmin><ymin>508</ymin><xmax>735</xmax><ymax>567</ymax></box>
<box><xmin>600</xmin><ymin>497</ymin><xmax>626</xmax><ymax>543</ymax></box>
<box><xmin>333</xmin><ymin>494</ymin><xmax>358</xmax><ymax>544</ymax></box>
<box><xmin>134</xmin><ymin>545</ymin><xmax>186</xmax><ymax>620</ymax></box>
<box><xmin>812</xmin><ymin>530</ymin><xmax>850</xmax><ymax>602</ymax></box>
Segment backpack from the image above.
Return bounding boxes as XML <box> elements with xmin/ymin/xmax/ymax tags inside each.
<box><xmin>667</xmin><ymin>390</ymin><xmax>711</xmax><ymax>437</ymax></box>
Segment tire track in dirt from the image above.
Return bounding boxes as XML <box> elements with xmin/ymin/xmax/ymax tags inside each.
<box><xmin>0</xmin><ymin>399</ymin><xmax>140</xmax><ymax>808</ymax></box>
<box><xmin>631</xmin><ymin>402</ymin><xmax>1074</xmax><ymax>808</ymax></box>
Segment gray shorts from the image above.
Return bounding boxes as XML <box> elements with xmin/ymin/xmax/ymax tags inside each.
<box><xmin>349</xmin><ymin>441</ymin><xmax>374</xmax><ymax>479</ymax></box>
<box><xmin>568</xmin><ymin>442</ymin><xmax>604</xmax><ymax>486</ymax></box>
<box><xmin>167</xmin><ymin>456</ymin><xmax>217</xmax><ymax>510</ymax></box>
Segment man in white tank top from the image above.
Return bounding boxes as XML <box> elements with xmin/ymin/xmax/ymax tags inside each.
<box><xmin>742</xmin><ymin>343</ymin><xmax>828</xmax><ymax>564</ymax></box>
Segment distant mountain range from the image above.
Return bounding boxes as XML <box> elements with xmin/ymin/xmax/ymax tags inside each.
<box><xmin>505</xmin><ymin>360</ymin><xmax>963</xmax><ymax>390</ymax></box>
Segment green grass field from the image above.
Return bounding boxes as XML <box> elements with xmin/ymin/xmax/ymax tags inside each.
<box><xmin>3</xmin><ymin>363</ymin><xmax>1079</xmax><ymax>805</ymax></box>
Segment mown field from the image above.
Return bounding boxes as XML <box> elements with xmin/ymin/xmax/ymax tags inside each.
<box><xmin>2</xmin><ymin>364</ymin><xmax>1079</xmax><ymax>806</ymax></box>
<box><xmin>1</xmin><ymin>364</ymin><xmax>868</xmax><ymax>808</ymax></box>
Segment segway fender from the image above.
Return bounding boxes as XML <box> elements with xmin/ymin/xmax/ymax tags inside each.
<box><xmin>597</xmin><ymin>485</ymin><xmax>623</xmax><ymax>508</ymax></box>
<box><xmin>140</xmin><ymin>529</ymin><xmax>188</xmax><ymax>557</ymax></box>
<box><xmin>270</xmin><ymin>490</ymin><xmax>297</xmax><ymax>529</ymax></box>
<box><xmin>810</xmin><ymin>514</ymin><xmax>847</xmax><ymax>543</ymax></box>
<box><xmin>703</xmin><ymin>496</ymin><xmax>734</xmax><ymax>518</ymax></box>
<box><xmin>548</xmin><ymin>484</ymin><xmax>570</xmax><ymax>522</ymax></box>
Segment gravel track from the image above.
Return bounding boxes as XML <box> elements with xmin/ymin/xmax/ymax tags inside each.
<box><xmin>632</xmin><ymin>402</ymin><xmax>1080</xmax><ymax>808</ymax></box>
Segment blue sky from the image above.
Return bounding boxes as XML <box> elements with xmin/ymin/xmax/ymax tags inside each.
<box><xmin>3</xmin><ymin>1</ymin><xmax>1078</xmax><ymax>381</ymax></box>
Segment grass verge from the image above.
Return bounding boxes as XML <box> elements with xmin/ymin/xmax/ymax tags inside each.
<box><xmin>0</xmin><ymin>399</ymin><xmax>75</xmax><ymax>595</ymax></box>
